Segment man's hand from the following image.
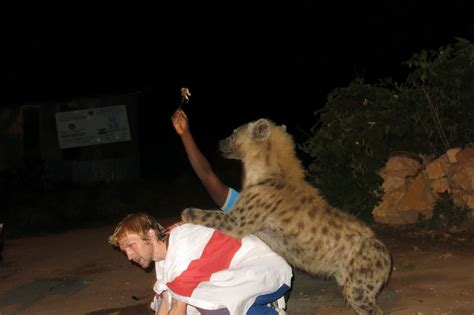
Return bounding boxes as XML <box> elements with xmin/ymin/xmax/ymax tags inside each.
<box><xmin>168</xmin><ymin>298</ymin><xmax>187</xmax><ymax>315</ymax></box>
<box><xmin>156</xmin><ymin>292</ymin><xmax>187</xmax><ymax>315</ymax></box>
<box><xmin>156</xmin><ymin>292</ymin><xmax>169</xmax><ymax>315</ymax></box>
<box><xmin>171</xmin><ymin>109</ymin><xmax>190</xmax><ymax>136</ymax></box>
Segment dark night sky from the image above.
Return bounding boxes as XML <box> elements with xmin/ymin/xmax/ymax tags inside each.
<box><xmin>2</xmin><ymin>1</ymin><xmax>473</xmax><ymax>175</ymax></box>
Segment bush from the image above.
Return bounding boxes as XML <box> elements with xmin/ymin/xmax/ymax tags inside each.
<box><xmin>301</xmin><ymin>39</ymin><xmax>474</xmax><ymax>220</ymax></box>
<box><xmin>417</xmin><ymin>192</ymin><xmax>471</xmax><ymax>229</ymax></box>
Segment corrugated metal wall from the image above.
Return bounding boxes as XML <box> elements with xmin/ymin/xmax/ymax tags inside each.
<box><xmin>71</xmin><ymin>157</ymin><xmax>140</xmax><ymax>184</ymax></box>
<box><xmin>2</xmin><ymin>91</ymin><xmax>142</xmax><ymax>186</ymax></box>
<box><xmin>45</xmin><ymin>157</ymin><xmax>140</xmax><ymax>184</ymax></box>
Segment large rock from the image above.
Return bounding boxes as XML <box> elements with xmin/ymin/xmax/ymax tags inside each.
<box><xmin>372</xmin><ymin>186</ymin><xmax>408</xmax><ymax>224</ymax></box>
<box><xmin>373</xmin><ymin>148</ymin><xmax>474</xmax><ymax>225</ymax></box>
<box><xmin>381</xmin><ymin>176</ymin><xmax>406</xmax><ymax>194</ymax></box>
<box><xmin>378</xmin><ymin>156</ymin><xmax>422</xmax><ymax>179</ymax></box>
<box><xmin>451</xmin><ymin>189</ymin><xmax>474</xmax><ymax>216</ymax></box>
<box><xmin>430</xmin><ymin>177</ymin><xmax>450</xmax><ymax>194</ymax></box>
<box><xmin>424</xmin><ymin>154</ymin><xmax>449</xmax><ymax>180</ymax></box>
<box><xmin>448</xmin><ymin>159</ymin><xmax>474</xmax><ymax>191</ymax></box>
<box><xmin>455</xmin><ymin>147</ymin><xmax>474</xmax><ymax>162</ymax></box>
<box><xmin>397</xmin><ymin>174</ymin><xmax>435</xmax><ymax>223</ymax></box>
<box><xmin>447</xmin><ymin>148</ymin><xmax>462</xmax><ymax>163</ymax></box>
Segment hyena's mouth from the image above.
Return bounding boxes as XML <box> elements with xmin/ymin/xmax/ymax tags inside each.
<box><xmin>219</xmin><ymin>145</ymin><xmax>237</xmax><ymax>159</ymax></box>
<box><xmin>218</xmin><ymin>140</ymin><xmax>233</xmax><ymax>157</ymax></box>
<box><xmin>220</xmin><ymin>150</ymin><xmax>234</xmax><ymax>159</ymax></box>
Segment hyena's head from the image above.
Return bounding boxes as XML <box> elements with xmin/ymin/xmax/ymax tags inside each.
<box><xmin>219</xmin><ymin>118</ymin><xmax>291</xmax><ymax>161</ymax></box>
<box><xmin>220</xmin><ymin>118</ymin><xmax>304</xmax><ymax>184</ymax></box>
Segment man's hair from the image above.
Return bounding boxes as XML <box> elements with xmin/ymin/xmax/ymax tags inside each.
<box><xmin>108</xmin><ymin>212</ymin><xmax>167</xmax><ymax>246</ymax></box>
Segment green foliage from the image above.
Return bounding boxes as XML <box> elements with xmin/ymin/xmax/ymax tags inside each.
<box><xmin>301</xmin><ymin>39</ymin><xmax>474</xmax><ymax>220</ymax></box>
<box><xmin>405</xmin><ymin>38</ymin><xmax>474</xmax><ymax>151</ymax></box>
<box><xmin>417</xmin><ymin>192</ymin><xmax>471</xmax><ymax>229</ymax></box>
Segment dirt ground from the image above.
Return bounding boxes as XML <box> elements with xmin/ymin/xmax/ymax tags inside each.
<box><xmin>0</xmin><ymin>217</ymin><xmax>473</xmax><ymax>315</ymax></box>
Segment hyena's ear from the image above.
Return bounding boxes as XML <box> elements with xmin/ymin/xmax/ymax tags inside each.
<box><xmin>251</xmin><ymin>119</ymin><xmax>271</xmax><ymax>141</ymax></box>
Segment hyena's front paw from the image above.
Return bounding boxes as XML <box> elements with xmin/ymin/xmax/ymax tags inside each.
<box><xmin>181</xmin><ymin>207</ymin><xmax>200</xmax><ymax>223</ymax></box>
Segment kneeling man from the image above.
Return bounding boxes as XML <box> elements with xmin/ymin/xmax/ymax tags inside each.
<box><xmin>109</xmin><ymin>212</ymin><xmax>291</xmax><ymax>315</ymax></box>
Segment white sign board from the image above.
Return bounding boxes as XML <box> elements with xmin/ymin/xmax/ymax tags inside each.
<box><xmin>55</xmin><ymin>105</ymin><xmax>131</xmax><ymax>149</ymax></box>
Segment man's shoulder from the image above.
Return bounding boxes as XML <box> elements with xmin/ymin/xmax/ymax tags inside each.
<box><xmin>171</xmin><ymin>223</ymin><xmax>215</xmax><ymax>238</ymax></box>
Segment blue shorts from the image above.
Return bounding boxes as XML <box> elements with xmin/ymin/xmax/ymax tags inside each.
<box><xmin>196</xmin><ymin>284</ymin><xmax>289</xmax><ymax>315</ymax></box>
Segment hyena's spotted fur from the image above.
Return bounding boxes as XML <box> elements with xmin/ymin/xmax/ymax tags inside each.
<box><xmin>182</xmin><ymin>118</ymin><xmax>392</xmax><ymax>315</ymax></box>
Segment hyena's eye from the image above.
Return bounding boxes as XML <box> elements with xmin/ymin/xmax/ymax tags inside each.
<box><xmin>229</xmin><ymin>129</ymin><xmax>238</xmax><ymax>140</ymax></box>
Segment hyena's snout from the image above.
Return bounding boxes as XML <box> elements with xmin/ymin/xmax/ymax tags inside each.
<box><xmin>219</xmin><ymin>137</ymin><xmax>236</xmax><ymax>159</ymax></box>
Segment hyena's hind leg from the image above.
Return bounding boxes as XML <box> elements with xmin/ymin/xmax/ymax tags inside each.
<box><xmin>341</xmin><ymin>277</ymin><xmax>384</xmax><ymax>315</ymax></box>
<box><xmin>181</xmin><ymin>206</ymin><xmax>265</xmax><ymax>239</ymax></box>
<box><xmin>341</xmin><ymin>239</ymin><xmax>390</xmax><ymax>315</ymax></box>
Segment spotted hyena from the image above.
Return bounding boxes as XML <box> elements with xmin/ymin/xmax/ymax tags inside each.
<box><xmin>182</xmin><ymin>118</ymin><xmax>392</xmax><ymax>315</ymax></box>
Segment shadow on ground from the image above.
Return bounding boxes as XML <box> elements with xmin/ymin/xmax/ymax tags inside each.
<box><xmin>287</xmin><ymin>270</ymin><xmax>398</xmax><ymax>314</ymax></box>
<box><xmin>0</xmin><ymin>277</ymin><xmax>91</xmax><ymax>315</ymax></box>
<box><xmin>80</xmin><ymin>274</ymin><xmax>398</xmax><ymax>315</ymax></box>
<box><xmin>85</xmin><ymin>303</ymin><xmax>150</xmax><ymax>315</ymax></box>
<box><xmin>0</xmin><ymin>272</ymin><xmax>398</xmax><ymax>315</ymax></box>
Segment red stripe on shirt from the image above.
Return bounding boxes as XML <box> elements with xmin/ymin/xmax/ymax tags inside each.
<box><xmin>167</xmin><ymin>230</ymin><xmax>242</xmax><ymax>297</ymax></box>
